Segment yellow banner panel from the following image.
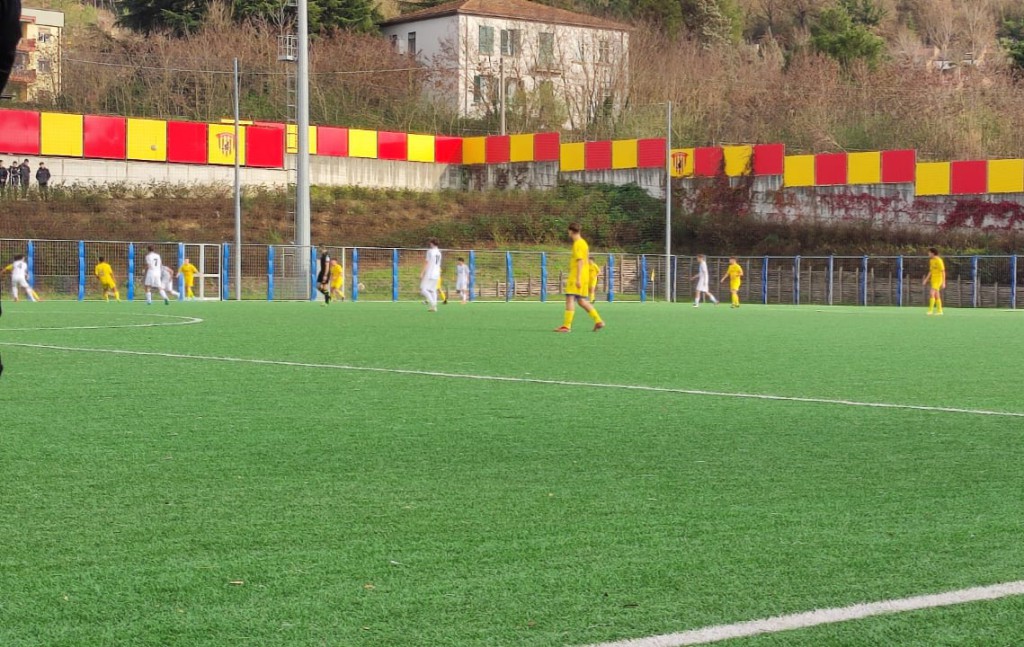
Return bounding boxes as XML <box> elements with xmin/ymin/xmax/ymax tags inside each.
<box><xmin>560</xmin><ymin>142</ymin><xmax>585</xmax><ymax>172</ymax></box>
<box><xmin>462</xmin><ymin>137</ymin><xmax>487</xmax><ymax>165</ymax></box>
<box><xmin>848</xmin><ymin>151</ymin><xmax>881</xmax><ymax>185</ymax></box>
<box><xmin>612</xmin><ymin>139</ymin><xmax>638</xmax><ymax>170</ymax></box>
<box><xmin>669</xmin><ymin>148</ymin><xmax>694</xmax><ymax>177</ymax></box>
<box><xmin>723</xmin><ymin>145</ymin><xmax>752</xmax><ymax>177</ymax></box>
<box><xmin>286</xmin><ymin>125</ymin><xmax>318</xmax><ymax>155</ymax></box>
<box><xmin>407</xmin><ymin>134</ymin><xmax>435</xmax><ymax>163</ymax></box>
<box><xmin>208</xmin><ymin>124</ymin><xmax>247</xmax><ymax>166</ymax></box>
<box><xmin>40</xmin><ymin>112</ymin><xmax>83</xmax><ymax>157</ymax></box>
<box><xmin>127</xmin><ymin>118</ymin><xmax>168</xmax><ymax>162</ymax></box>
<box><xmin>509</xmin><ymin>134</ymin><xmax>534</xmax><ymax>163</ymax></box>
<box><xmin>348</xmin><ymin>129</ymin><xmax>377</xmax><ymax>159</ymax></box>
<box><xmin>915</xmin><ymin>162</ymin><xmax>951</xmax><ymax>196</ymax></box>
<box><xmin>783</xmin><ymin>155</ymin><xmax>815</xmax><ymax>187</ymax></box>
<box><xmin>987</xmin><ymin>159</ymin><xmax>1024</xmax><ymax>194</ymax></box>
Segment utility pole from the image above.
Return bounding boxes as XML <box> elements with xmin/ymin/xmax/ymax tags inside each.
<box><xmin>665</xmin><ymin>100</ymin><xmax>673</xmax><ymax>303</ymax></box>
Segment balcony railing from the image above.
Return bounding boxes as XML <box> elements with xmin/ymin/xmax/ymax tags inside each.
<box><xmin>8</xmin><ymin>68</ymin><xmax>37</xmax><ymax>84</ymax></box>
<box><xmin>16</xmin><ymin>39</ymin><xmax>36</xmax><ymax>52</ymax></box>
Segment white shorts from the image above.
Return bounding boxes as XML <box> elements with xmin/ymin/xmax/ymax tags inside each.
<box><xmin>12</xmin><ymin>276</ymin><xmax>30</xmax><ymax>289</ymax></box>
<box><xmin>144</xmin><ymin>269</ymin><xmax>162</xmax><ymax>289</ymax></box>
<box><xmin>696</xmin><ymin>279</ymin><xmax>709</xmax><ymax>293</ymax></box>
<box><xmin>455</xmin><ymin>279</ymin><xmax>468</xmax><ymax>291</ymax></box>
<box><xmin>420</xmin><ymin>278</ymin><xmax>437</xmax><ymax>294</ymax></box>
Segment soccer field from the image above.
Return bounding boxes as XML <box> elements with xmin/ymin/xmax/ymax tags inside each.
<box><xmin>1</xmin><ymin>300</ymin><xmax>1023</xmax><ymax>647</ymax></box>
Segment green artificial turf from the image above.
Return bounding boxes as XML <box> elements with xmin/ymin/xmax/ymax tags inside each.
<box><xmin>1</xmin><ymin>300</ymin><xmax>1022</xmax><ymax>646</ymax></box>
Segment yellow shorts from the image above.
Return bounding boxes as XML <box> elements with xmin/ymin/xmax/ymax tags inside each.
<box><xmin>330</xmin><ymin>281</ymin><xmax>343</xmax><ymax>290</ymax></box>
<box><xmin>100</xmin><ymin>280</ymin><xmax>117</xmax><ymax>289</ymax></box>
<box><xmin>730</xmin><ymin>280</ymin><xmax>741</xmax><ymax>291</ymax></box>
<box><xmin>930</xmin><ymin>281</ymin><xmax>944</xmax><ymax>291</ymax></box>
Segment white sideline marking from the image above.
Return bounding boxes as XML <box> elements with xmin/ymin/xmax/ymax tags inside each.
<box><xmin>0</xmin><ymin>342</ymin><xmax>1022</xmax><ymax>419</ymax></box>
<box><xmin>581</xmin><ymin>580</ymin><xmax>1024</xmax><ymax>647</ymax></box>
<box><xmin>0</xmin><ymin>313</ymin><xmax>203</xmax><ymax>332</ymax></box>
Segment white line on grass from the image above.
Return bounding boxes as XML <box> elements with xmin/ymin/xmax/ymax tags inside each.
<box><xmin>1</xmin><ymin>341</ymin><xmax>1023</xmax><ymax>419</ymax></box>
<box><xmin>580</xmin><ymin>580</ymin><xmax>1024</xmax><ymax>647</ymax></box>
<box><xmin>0</xmin><ymin>313</ymin><xmax>203</xmax><ymax>332</ymax></box>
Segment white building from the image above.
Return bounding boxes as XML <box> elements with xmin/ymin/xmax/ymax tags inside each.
<box><xmin>2</xmin><ymin>7</ymin><xmax>64</xmax><ymax>102</ymax></box>
<box><xmin>381</xmin><ymin>0</ymin><xmax>630</xmax><ymax>130</ymax></box>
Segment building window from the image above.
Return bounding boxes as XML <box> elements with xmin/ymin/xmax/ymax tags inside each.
<box><xmin>389</xmin><ymin>34</ymin><xmax>398</xmax><ymax>50</ymax></box>
<box><xmin>37</xmin><ymin>57</ymin><xmax>51</xmax><ymax>73</ymax></box>
<box><xmin>37</xmin><ymin>27</ymin><xmax>52</xmax><ymax>43</ymax></box>
<box><xmin>500</xmin><ymin>29</ymin><xmax>519</xmax><ymax>56</ymax></box>
<box><xmin>407</xmin><ymin>32</ymin><xmax>417</xmax><ymax>56</ymax></box>
<box><xmin>13</xmin><ymin>52</ymin><xmax>27</xmax><ymax>70</ymax></box>
<box><xmin>576</xmin><ymin>38</ymin><xmax>585</xmax><ymax>62</ymax></box>
<box><xmin>479</xmin><ymin>25</ymin><xmax>494</xmax><ymax>55</ymax></box>
<box><xmin>538</xmin><ymin>32</ymin><xmax>554</xmax><ymax>67</ymax></box>
<box><xmin>599</xmin><ymin>40</ymin><xmax>611</xmax><ymax>64</ymax></box>
<box><xmin>472</xmin><ymin>75</ymin><xmax>492</xmax><ymax>104</ymax></box>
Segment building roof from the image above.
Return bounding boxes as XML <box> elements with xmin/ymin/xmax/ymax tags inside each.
<box><xmin>381</xmin><ymin>0</ymin><xmax>630</xmax><ymax>32</ymax></box>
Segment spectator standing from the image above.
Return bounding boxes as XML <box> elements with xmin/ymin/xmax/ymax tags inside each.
<box><xmin>0</xmin><ymin>163</ymin><xmax>7</xmax><ymax>198</ymax></box>
<box><xmin>8</xmin><ymin>161</ymin><xmax>19</xmax><ymax>193</ymax></box>
<box><xmin>35</xmin><ymin>162</ymin><xmax>50</xmax><ymax>199</ymax></box>
<box><xmin>18</xmin><ymin>159</ymin><xmax>30</xmax><ymax>197</ymax></box>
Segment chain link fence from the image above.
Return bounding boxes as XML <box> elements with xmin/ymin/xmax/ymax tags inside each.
<box><xmin>1</xmin><ymin>238</ymin><xmax>1020</xmax><ymax>308</ymax></box>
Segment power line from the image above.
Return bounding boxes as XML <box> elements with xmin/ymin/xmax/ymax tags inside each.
<box><xmin>63</xmin><ymin>56</ymin><xmax>453</xmax><ymax>76</ymax></box>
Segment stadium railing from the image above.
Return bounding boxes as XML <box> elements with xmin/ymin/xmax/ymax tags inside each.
<box><xmin>1</xmin><ymin>237</ymin><xmax>1019</xmax><ymax>308</ymax></box>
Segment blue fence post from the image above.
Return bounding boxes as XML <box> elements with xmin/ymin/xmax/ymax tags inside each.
<box><xmin>1011</xmin><ymin>256</ymin><xmax>1018</xmax><ymax>310</ymax></box>
<box><xmin>177</xmin><ymin>242</ymin><xmax>185</xmax><ymax>301</ymax></box>
<box><xmin>351</xmin><ymin>248</ymin><xmax>360</xmax><ymax>302</ymax></box>
<box><xmin>309</xmin><ymin>247</ymin><xmax>318</xmax><ymax>301</ymax></box>
<box><xmin>468</xmin><ymin>250</ymin><xmax>476</xmax><ymax>302</ymax></box>
<box><xmin>222</xmin><ymin>244</ymin><xmax>231</xmax><ymax>301</ymax></box>
<box><xmin>671</xmin><ymin>255</ymin><xmax>678</xmax><ymax>302</ymax></box>
<box><xmin>896</xmin><ymin>255</ymin><xmax>904</xmax><ymax>306</ymax></box>
<box><xmin>761</xmin><ymin>256</ymin><xmax>769</xmax><ymax>305</ymax></box>
<box><xmin>540</xmin><ymin>252</ymin><xmax>547</xmax><ymax>303</ymax></box>
<box><xmin>267</xmin><ymin>245</ymin><xmax>275</xmax><ymax>301</ymax></box>
<box><xmin>607</xmin><ymin>254</ymin><xmax>615</xmax><ymax>303</ymax></box>
<box><xmin>640</xmin><ymin>255</ymin><xmax>648</xmax><ymax>303</ymax></box>
<box><xmin>505</xmin><ymin>251</ymin><xmax>513</xmax><ymax>302</ymax></box>
<box><xmin>860</xmin><ymin>255</ymin><xmax>869</xmax><ymax>306</ymax></box>
<box><xmin>26</xmin><ymin>240</ymin><xmax>34</xmax><ymax>288</ymax></box>
<box><xmin>793</xmin><ymin>255</ymin><xmax>801</xmax><ymax>305</ymax></box>
<box><xmin>827</xmin><ymin>255</ymin><xmax>835</xmax><ymax>306</ymax></box>
<box><xmin>127</xmin><ymin>243</ymin><xmax>135</xmax><ymax>301</ymax></box>
<box><xmin>77</xmin><ymin>241</ymin><xmax>86</xmax><ymax>301</ymax></box>
<box><xmin>971</xmin><ymin>255</ymin><xmax>979</xmax><ymax>307</ymax></box>
<box><xmin>392</xmin><ymin>248</ymin><xmax>400</xmax><ymax>302</ymax></box>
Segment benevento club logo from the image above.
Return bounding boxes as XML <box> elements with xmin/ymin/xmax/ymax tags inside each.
<box><xmin>217</xmin><ymin>132</ymin><xmax>236</xmax><ymax>157</ymax></box>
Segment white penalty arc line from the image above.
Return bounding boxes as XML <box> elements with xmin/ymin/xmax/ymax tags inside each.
<box><xmin>0</xmin><ymin>313</ymin><xmax>203</xmax><ymax>332</ymax></box>
<box><xmin>0</xmin><ymin>341</ymin><xmax>1022</xmax><ymax>419</ymax></box>
<box><xmin>581</xmin><ymin>580</ymin><xmax>1024</xmax><ymax>647</ymax></box>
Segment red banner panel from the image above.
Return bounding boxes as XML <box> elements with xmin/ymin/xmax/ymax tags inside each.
<box><xmin>165</xmin><ymin>121</ymin><xmax>208</xmax><ymax>164</ymax></box>
<box><xmin>950</xmin><ymin>160</ymin><xmax>987</xmax><ymax>195</ymax></box>
<box><xmin>637</xmin><ymin>138</ymin><xmax>665</xmax><ymax>168</ymax></box>
<box><xmin>434</xmin><ymin>136</ymin><xmax>462</xmax><ymax>164</ymax></box>
<box><xmin>753</xmin><ymin>143</ymin><xmax>785</xmax><ymax>176</ymax></box>
<box><xmin>533</xmin><ymin>132</ymin><xmax>560</xmax><ymax>162</ymax></box>
<box><xmin>317</xmin><ymin>126</ymin><xmax>348</xmax><ymax>157</ymax></box>
<box><xmin>377</xmin><ymin>131</ymin><xmax>408</xmax><ymax>161</ymax></box>
<box><xmin>693</xmin><ymin>147</ymin><xmax>723</xmax><ymax>176</ymax></box>
<box><xmin>0</xmin><ymin>109</ymin><xmax>41</xmax><ymax>155</ymax></box>
<box><xmin>245</xmin><ymin>126</ymin><xmax>285</xmax><ymax>168</ymax></box>
<box><xmin>485</xmin><ymin>135</ymin><xmax>511</xmax><ymax>164</ymax></box>
<box><xmin>584</xmin><ymin>140</ymin><xmax>613</xmax><ymax>170</ymax></box>
<box><xmin>814</xmin><ymin>152</ymin><xmax>847</xmax><ymax>185</ymax></box>
<box><xmin>881</xmin><ymin>149</ymin><xmax>916</xmax><ymax>183</ymax></box>
<box><xmin>83</xmin><ymin>115</ymin><xmax>126</xmax><ymax>160</ymax></box>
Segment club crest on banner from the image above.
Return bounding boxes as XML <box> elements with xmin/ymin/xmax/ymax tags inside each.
<box><xmin>217</xmin><ymin>132</ymin><xmax>235</xmax><ymax>157</ymax></box>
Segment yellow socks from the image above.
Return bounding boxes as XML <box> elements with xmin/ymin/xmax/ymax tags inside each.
<box><xmin>732</xmin><ymin>293</ymin><xmax>739</xmax><ymax>306</ymax></box>
<box><xmin>928</xmin><ymin>297</ymin><xmax>935</xmax><ymax>313</ymax></box>
<box><xmin>588</xmin><ymin>308</ymin><xmax>602</xmax><ymax>324</ymax></box>
<box><xmin>936</xmin><ymin>298</ymin><xmax>943</xmax><ymax>314</ymax></box>
<box><xmin>563</xmin><ymin>310</ymin><xmax>576</xmax><ymax>329</ymax></box>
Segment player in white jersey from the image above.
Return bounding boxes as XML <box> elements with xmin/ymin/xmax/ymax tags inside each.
<box><xmin>160</xmin><ymin>265</ymin><xmax>180</xmax><ymax>299</ymax></box>
<box><xmin>143</xmin><ymin>246</ymin><xmax>170</xmax><ymax>305</ymax></box>
<box><xmin>454</xmin><ymin>257</ymin><xmax>470</xmax><ymax>304</ymax></box>
<box><xmin>690</xmin><ymin>254</ymin><xmax>718</xmax><ymax>307</ymax></box>
<box><xmin>419</xmin><ymin>238</ymin><xmax>442</xmax><ymax>312</ymax></box>
<box><xmin>2</xmin><ymin>254</ymin><xmax>41</xmax><ymax>302</ymax></box>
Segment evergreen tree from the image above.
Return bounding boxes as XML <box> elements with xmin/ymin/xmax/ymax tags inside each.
<box><xmin>117</xmin><ymin>0</ymin><xmax>381</xmax><ymax>35</ymax></box>
<box><xmin>810</xmin><ymin>4</ymin><xmax>884</xmax><ymax>67</ymax></box>
<box><xmin>117</xmin><ymin>0</ymin><xmax>208</xmax><ymax>35</ymax></box>
<box><xmin>998</xmin><ymin>18</ymin><xmax>1024</xmax><ymax>73</ymax></box>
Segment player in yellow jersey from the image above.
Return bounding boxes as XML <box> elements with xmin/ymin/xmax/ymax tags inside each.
<box><xmin>328</xmin><ymin>259</ymin><xmax>345</xmax><ymax>302</ymax></box>
<box><xmin>94</xmin><ymin>256</ymin><xmax>120</xmax><ymax>301</ymax></box>
<box><xmin>177</xmin><ymin>258</ymin><xmax>198</xmax><ymax>300</ymax></box>
<box><xmin>555</xmin><ymin>222</ymin><xmax>604</xmax><ymax>332</ymax></box>
<box><xmin>720</xmin><ymin>256</ymin><xmax>743</xmax><ymax>308</ymax></box>
<box><xmin>923</xmin><ymin>247</ymin><xmax>946</xmax><ymax>315</ymax></box>
<box><xmin>436</xmin><ymin>276</ymin><xmax>448</xmax><ymax>305</ymax></box>
<box><xmin>588</xmin><ymin>258</ymin><xmax>600</xmax><ymax>302</ymax></box>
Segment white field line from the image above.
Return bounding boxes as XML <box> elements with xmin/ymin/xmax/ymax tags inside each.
<box><xmin>0</xmin><ymin>341</ymin><xmax>1023</xmax><ymax>419</ymax></box>
<box><xmin>0</xmin><ymin>313</ymin><xmax>203</xmax><ymax>332</ymax></box>
<box><xmin>581</xmin><ymin>580</ymin><xmax>1024</xmax><ymax>647</ymax></box>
